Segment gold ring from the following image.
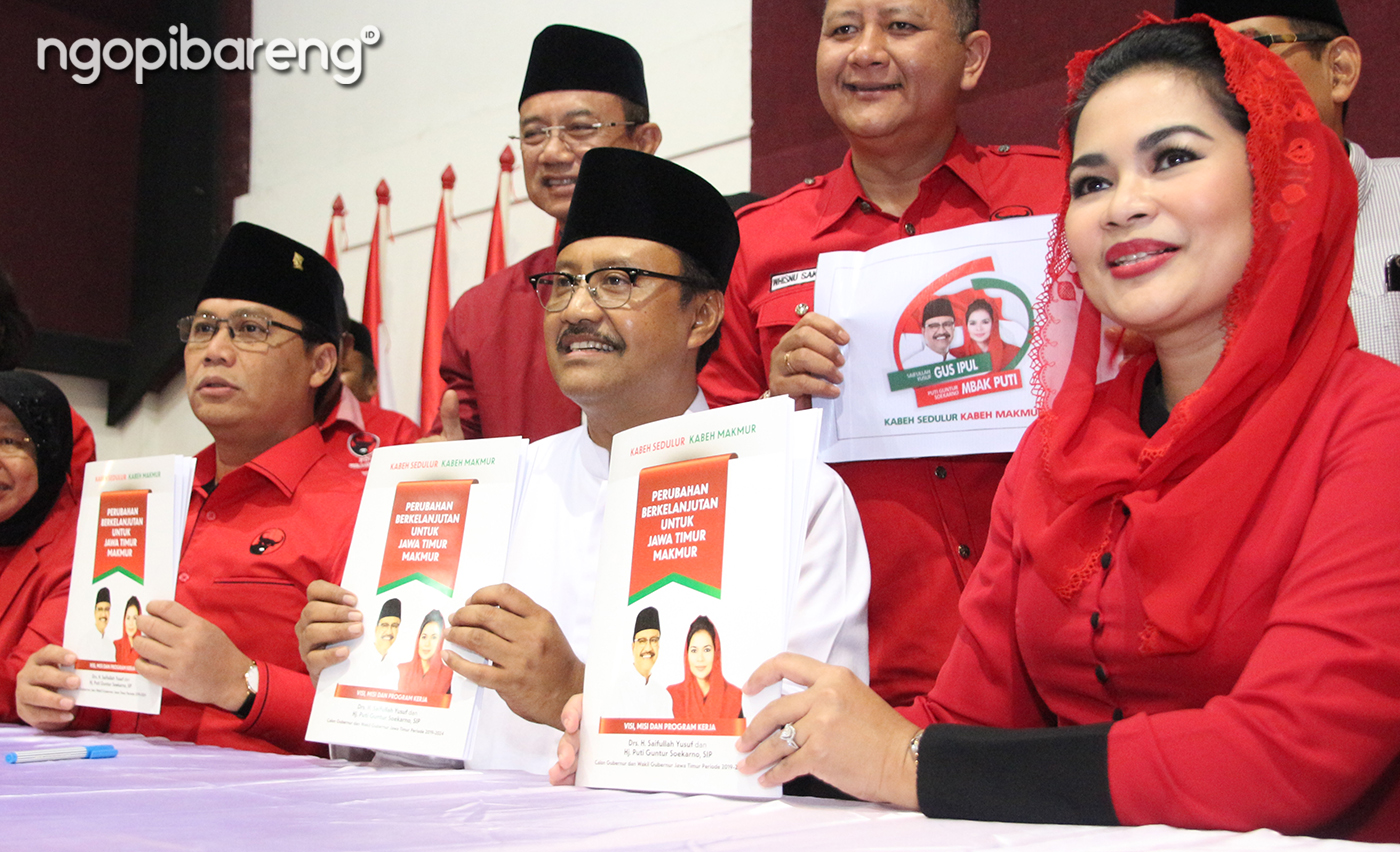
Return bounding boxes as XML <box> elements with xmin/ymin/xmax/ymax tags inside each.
<box><xmin>784</xmin><ymin>352</ymin><xmax>794</xmax><ymax>375</ymax></box>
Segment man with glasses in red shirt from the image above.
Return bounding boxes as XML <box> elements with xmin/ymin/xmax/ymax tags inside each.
<box><xmin>16</xmin><ymin>223</ymin><xmax>364</xmax><ymax>755</ymax></box>
<box><xmin>430</xmin><ymin>24</ymin><xmax>662</xmax><ymax>443</ymax></box>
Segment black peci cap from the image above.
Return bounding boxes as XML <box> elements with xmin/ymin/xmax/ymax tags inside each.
<box><xmin>197</xmin><ymin>222</ymin><xmax>344</xmax><ymax>345</ymax></box>
<box><xmin>1174</xmin><ymin>0</ymin><xmax>1347</xmax><ymax>34</ymax></box>
<box><xmin>559</xmin><ymin>149</ymin><xmax>739</xmax><ymax>287</ymax></box>
<box><xmin>519</xmin><ymin>25</ymin><xmax>648</xmax><ymax>109</ymax></box>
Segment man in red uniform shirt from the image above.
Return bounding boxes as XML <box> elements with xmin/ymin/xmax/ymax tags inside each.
<box><xmin>16</xmin><ymin>223</ymin><xmax>365</xmax><ymax>754</ymax></box>
<box><xmin>699</xmin><ymin>0</ymin><xmax>1064</xmax><ymax>706</ymax></box>
<box><xmin>431</xmin><ymin>24</ymin><xmax>661</xmax><ymax>441</ymax></box>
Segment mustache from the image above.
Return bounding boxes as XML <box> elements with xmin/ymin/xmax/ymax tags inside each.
<box><xmin>556</xmin><ymin>321</ymin><xmax>626</xmax><ymax>353</ymax></box>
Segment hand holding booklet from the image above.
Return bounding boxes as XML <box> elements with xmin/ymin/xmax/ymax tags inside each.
<box><xmin>576</xmin><ymin>396</ymin><xmax>820</xmax><ymax>798</ymax></box>
<box><xmin>61</xmin><ymin>455</ymin><xmax>197</xmax><ymax>714</ymax></box>
<box><xmin>306</xmin><ymin>437</ymin><xmax>528</xmax><ymax>760</ymax></box>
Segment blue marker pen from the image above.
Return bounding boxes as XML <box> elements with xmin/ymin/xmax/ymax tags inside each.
<box><xmin>4</xmin><ymin>745</ymin><xmax>118</xmax><ymax>764</ymax></box>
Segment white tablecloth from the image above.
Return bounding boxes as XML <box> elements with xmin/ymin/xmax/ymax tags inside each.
<box><xmin>0</xmin><ymin>725</ymin><xmax>1389</xmax><ymax>851</ymax></box>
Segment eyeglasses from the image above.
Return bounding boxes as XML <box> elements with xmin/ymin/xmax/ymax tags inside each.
<box><xmin>178</xmin><ymin>312</ymin><xmax>307</xmax><ymax>350</ymax></box>
<box><xmin>0</xmin><ymin>433</ymin><xmax>35</xmax><ymax>459</ymax></box>
<box><xmin>510</xmin><ymin>121</ymin><xmax>636</xmax><ymax>149</ymax></box>
<box><xmin>1250</xmin><ymin>33</ymin><xmax>1332</xmax><ymax>48</ymax></box>
<box><xmin>529</xmin><ymin>268</ymin><xmax>694</xmax><ymax>312</ymax></box>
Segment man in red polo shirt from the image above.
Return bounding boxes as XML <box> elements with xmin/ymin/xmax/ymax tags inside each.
<box><xmin>700</xmin><ymin>0</ymin><xmax>1063</xmax><ymax>706</ymax></box>
<box><xmin>431</xmin><ymin>24</ymin><xmax>661</xmax><ymax>441</ymax></box>
<box><xmin>16</xmin><ymin>223</ymin><xmax>364</xmax><ymax>754</ymax></box>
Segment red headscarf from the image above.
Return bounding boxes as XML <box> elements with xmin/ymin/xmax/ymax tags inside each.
<box><xmin>1023</xmin><ymin>15</ymin><xmax>1358</xmax><ymax>654</ymax></box>
<box><xmin>954</xmin><ymin>295</ymin><xmax>1023</xmax><ymax>372</ymax></box>
<box><xmin>113</xmin><ymin>601</ymin><xmax>142</xmax><ymax>666</ymax></box>
<box><xmin>113</xmin><ymin>632</ymin><xmax>140</xmax><ymax>666</ymax></box>
<box><xmin>397</xmin><ymin>620</ymin><xmax>452</xmax><ymax>697</ymax></box>
<box><xmin>668</xmin><ymin>619</ymin><xmax>743</xmax><ymax>720</ymax></box>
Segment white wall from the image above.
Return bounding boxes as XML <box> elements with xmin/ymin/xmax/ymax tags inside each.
<box><xmin>68</xmin><ymin>0</ymin><xmax>752</xmax><ymax>459</ymax></box>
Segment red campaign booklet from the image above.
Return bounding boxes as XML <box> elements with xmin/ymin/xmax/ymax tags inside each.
<box><xmin>306</xmin><ymin>438</ymin><xmax>528</xmax><ymax>760</ymax></box>
<box><xmin>577</xmin><ymin>397</ymin><xmax>818</xmax><ymax>798</ymax></box>
<box><xmin>61</xmin><ymin>456</ymin><xmax>196</xmax><ymax>714</ymax></box>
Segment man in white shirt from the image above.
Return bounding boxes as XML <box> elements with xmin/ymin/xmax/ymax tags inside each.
<box><xmin>1176</xmin><ymin>0</ymin><xmax>1400</xmax><ymax>363</ymax></box>
<box><xmin>81</xmin><ymin>588</ymin><xmax>115</xmax><ymax>663</ymax></box>
<box><xmin>615</xmin><ymin>606</ymin><xmax>671</xmax><ymax>718</ymax></box>
<box><xmin>341</xmin><ymin>598</ymin><xmax>401</xmax><ymax>690</ymax></box>
<box><xmin>297</xmin><ymin>149</ymin><xmax>870</xmax><ymax>774</ymax></box>
<box><xmin>902</xmin><ymin>298</ymin><xmax>958</xmax><ymax>368</ymax></box>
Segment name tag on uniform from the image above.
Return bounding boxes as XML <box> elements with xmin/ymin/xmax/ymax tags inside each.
<box><xmin>770</xmin><ymin>267</ymin><xmax>817</xmax><ymax>292</ymax></box>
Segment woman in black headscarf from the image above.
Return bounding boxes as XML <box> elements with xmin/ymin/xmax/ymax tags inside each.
<box><xmin>0</xmin><ymin>371</ymin><xmax>79</xmax><ymax>722</ymax></box>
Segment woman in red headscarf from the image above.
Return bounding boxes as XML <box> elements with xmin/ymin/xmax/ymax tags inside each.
<box><xmin>726</xmin><ymin>18</ymin><xmax>1400</xmax><ymax>841</ymax></box>
<box><xmin>397</xmin><ymin>610</ymin><xmax>451</xmax><ymax>697</ymax></box>
<box><xmin>668</xmin><ymin>615</ymin><xmax>742</xmax><ymax>720</ymax></box>
<box><xmin>952</xmin><ymin>297</ymin><xmax>1021</xmax><ymax>372</ymax></box>
<box><xmin>112</xmin><ymin>596</ymin><xmax>142</xmax><ymax>667</ymax></box>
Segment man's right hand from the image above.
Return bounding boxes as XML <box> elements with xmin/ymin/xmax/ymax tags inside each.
<box><xmin>416</xmin><ymin>390</ymin><xmax>465</xmax><ymax>443</ymax></box>
<box><xmin>15</xmin><ymin>645</ymin><xmax>80</xmax><ymax>730</ymax></box>
<box><xmin>768</xmin><ymin>313</ymin><xmax>850</xmax><ymax>408</ymax></box>
<box><xmin>294</xmin><ymin>580</ymin><xmax>362</xmax><ymax>686</ymax></box>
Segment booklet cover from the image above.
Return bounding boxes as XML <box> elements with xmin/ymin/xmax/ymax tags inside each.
<box><xmin>61</xmin><ymin>455</ymin><xmax>197</xmax><ymax>714</ymax></box>
<box><xmin>576</xmin><ymin>396</ymin><xmax>818</xmax><ymax>798</ymax></box>
<box><xmin>814</xmin><ymin>216</ymin><xmax>1055</xmax><ymax>463</ymax></box>
<box><xmin>306</xmin><ymin>437</ymin><xmax>528</xmax><ymax>760</ymax></box>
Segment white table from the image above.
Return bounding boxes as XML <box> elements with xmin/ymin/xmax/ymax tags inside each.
<box><xmin>0</xmin><ymin>725</ymin><xmax>1387</xmax><ymax>851</ymax></box>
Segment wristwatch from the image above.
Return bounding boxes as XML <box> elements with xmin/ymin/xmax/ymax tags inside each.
<box><xmin>234</xmin><ymin>662</ymin><xmax>258</xmax><ymax>720</ymax></box>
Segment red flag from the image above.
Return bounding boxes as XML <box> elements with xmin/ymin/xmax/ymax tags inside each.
<box><xmin>363</xmin><ymin>179</ymin><xmax>395</xmax><ymax>409</ymax></box>
<box><xmin>484</xmin><ymin>145</ymin><xmax>515</xmax><ymax>278</ymax></box>
<box><xmin>420</xmin><ymin>166</ymin><xmax>455</xmax><ymax>428</ymax></box>
<box><xmin>324</xmin><ymin>195</ymin><xmax>345</xmax><ymax>269</ymax></box>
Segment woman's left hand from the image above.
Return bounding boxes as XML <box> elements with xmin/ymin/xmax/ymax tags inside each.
<box><xmin>736</xmin><ymin>653</ymin><xmax>921</xmax><ymax>809</ymax></box>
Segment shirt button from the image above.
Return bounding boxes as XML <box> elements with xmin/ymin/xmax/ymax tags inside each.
<box><xmin>795</xmin><ymin>303</ymin><xmax>810</xmax><ymax>317</ymax></box>
<box><xmin>858</xmin><ymin>200</ymin><xmax>873</xmax><ymax>214</ymax></box>
<box><xmin>903</xmin><ymin>223</ymin><xmax>915</xmax><ymax>235</ymax></box>
<box><xmin>1112</xmin><ymin>708</ymin><xmax>1124</xmax><ymax>721</ymax></box>
<box><xmin>1095</xmin><ymin>665</ymin><xmax>1109</xmax><ymax>684</ymax></box>
<box><xmin>998</xmin><ymin>144</ymin><xmax>1011</xmax><ymax>154</ymax></box>
<box><xmin>957</xmin><ymin>544</ymin><xmax>971</xmax><ymax>559</ymax></box>
<box><xmin>1100</xmin><ymin>552</ymin><xmax>1112</xmax><ymax>570</ymax></box>
<box><xmin>934</xmin><ymin>465</ymin><xmax>947</xmax><ymax>479</ymax></box>
<box><xmin>178</xmin><ymin>572</ymin><xmax>190</xmax><ymax>583</ymax></box>
<box><xmin>803</xmin><ymin>177</ymin><xmax>816</xmax><ymax>186</ymax></box>
<box><xmin>205</xmin><ymin>510</ymin><xmax>217</xmax><ymax>521</ymax></box>
<box><xmin>1090</xmin><ymin>611</ymin><xmax>1101</xmax><ymax>631</ymax></box>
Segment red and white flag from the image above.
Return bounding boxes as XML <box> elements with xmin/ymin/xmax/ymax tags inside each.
<box><xmin>420</xmin><ymin>166</ymin><xmax>455</xmax><ymax>429</ymax></box>
<box><xmin>324</xmin><ymin>195</ymin><xmax>346</xmax><ymax>269</ymax></box>
<box><xmin>484</xmin><ymin>145</ymin><xmax>515</xmax><ymax>279</ymax></box>
<box><xmin>363</xmin><ymin>179</ymin><xmax>395</xmax><ymax>410</ymax></box>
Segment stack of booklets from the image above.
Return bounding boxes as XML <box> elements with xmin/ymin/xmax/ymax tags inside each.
<box><xmin>306</xmin><ymin>437</ymin><xmax>529</xmax><ymax>760</ymax></box>
<box><xmin>61</xmin><ymin>455</ymin><xmax>197</xmax><ymax>714</ymax></box>
<box><xmin>577</xmin><ymin>396</ymin><xmax>819</xmax><ymax>798</ymax></box>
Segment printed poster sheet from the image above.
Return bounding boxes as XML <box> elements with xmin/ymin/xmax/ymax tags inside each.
<box><xmin>306</xmin><ymin>437</ymin><xmax>528</xmax><ymax>760</ymax></box>
<box><xmin>577</xmin><ymin>396</ymin><xmax>817</xmax><ymax>799</ymax></box>
<box><xmin>814</xmin><ymin>216</ymin><xmax>1054</xmax><ymax>462</ymax></box>
<box><xmin>61</xmin><ymin>455</ymin><xmax>196</xmax><ymax>714</ymax></box>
